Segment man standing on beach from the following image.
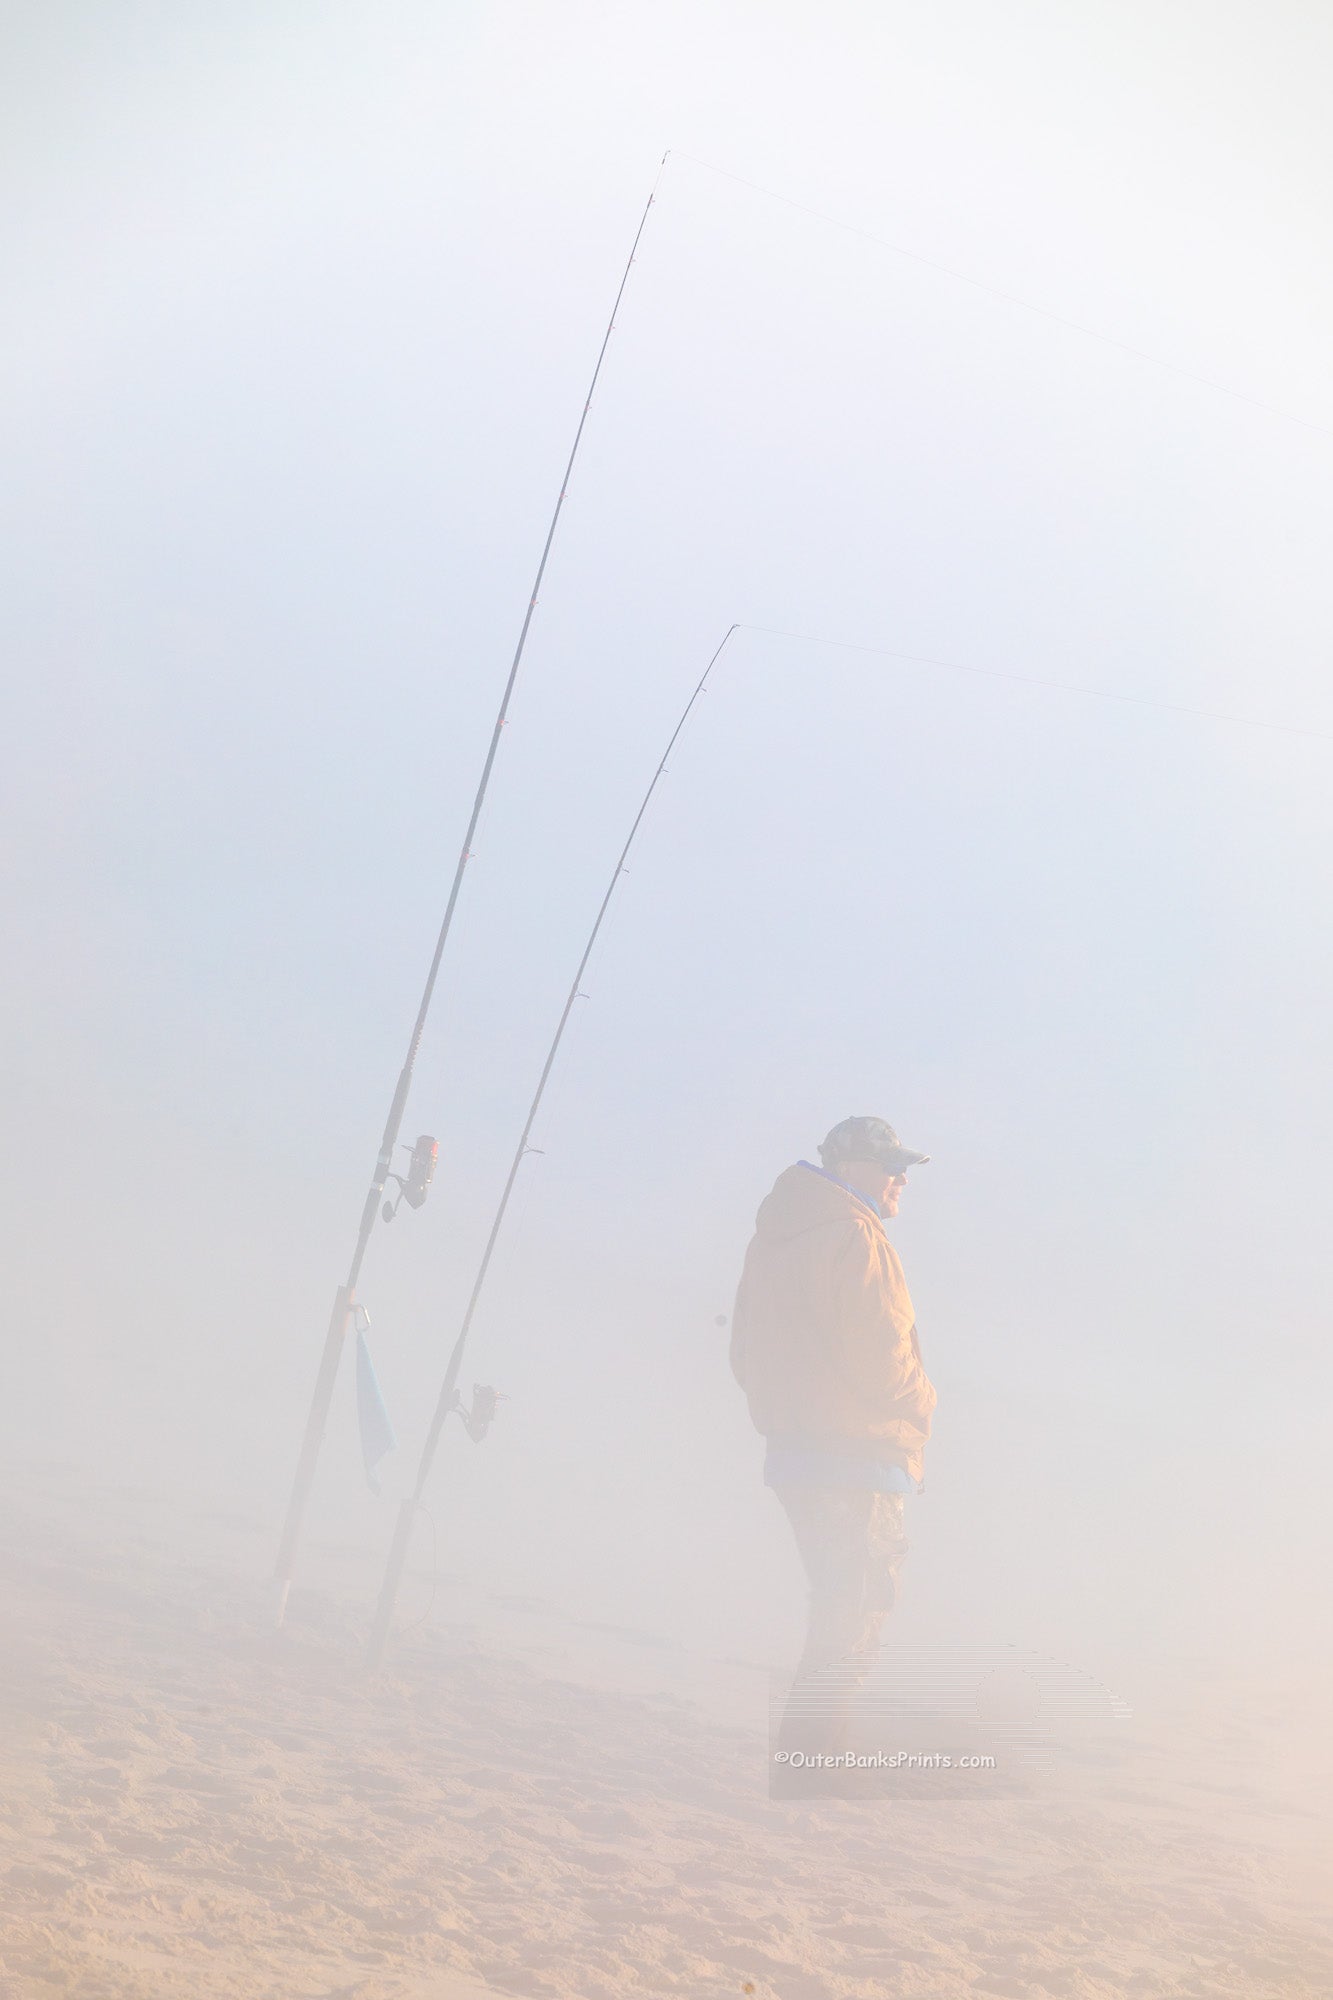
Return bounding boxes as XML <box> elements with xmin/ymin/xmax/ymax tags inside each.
<box><xmin>729</xmin><ymin>1115</ymin><xmax>937</xmax><ymax>1757</ymax></box>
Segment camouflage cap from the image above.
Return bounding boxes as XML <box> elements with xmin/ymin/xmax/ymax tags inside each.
<box><xmin>818</xmin><ymin>1115</ymin><xmax>929</xmax><ymax>1174</ymax></box>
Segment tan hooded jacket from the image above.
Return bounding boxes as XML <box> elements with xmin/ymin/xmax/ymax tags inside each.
<box><xmin>729</xmin><ymin>1163</ymin><xmax>937</xmax><ymax>1480</ymax></box>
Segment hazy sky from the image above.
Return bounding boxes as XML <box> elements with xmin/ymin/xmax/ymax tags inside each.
<box><xmin>4</xmin><ymin>1</ymin><xmax>1331</xmax><ymax>1690</ymax></box>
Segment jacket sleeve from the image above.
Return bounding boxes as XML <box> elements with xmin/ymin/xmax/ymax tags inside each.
<box><xmin>828</xmin><ymin>1221</ymin><xmax>937</xmax><ymax>1429</ymax></box>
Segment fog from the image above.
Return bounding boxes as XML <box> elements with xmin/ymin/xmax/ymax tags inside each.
<box><xmin>3</xmin><ymin>7</ymin><xmax>1332</xmax><ymax>1989</ymax></box>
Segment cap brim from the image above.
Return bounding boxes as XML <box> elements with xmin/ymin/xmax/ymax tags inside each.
<box><xmin>884</xmin><ymin>1148</ymin><xmax>929</xmax><ymax>1171</ymax></box>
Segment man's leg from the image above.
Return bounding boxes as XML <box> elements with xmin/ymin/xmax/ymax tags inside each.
<box><xmin>773</xmin><ymin>1487</ymin><xmax>909</xmax><ymax>1760</ymax></box>
<box><xmin>855</xmin><ymin>1489</ymin><xmax>910</xmax><ymax>1668</ymax></box>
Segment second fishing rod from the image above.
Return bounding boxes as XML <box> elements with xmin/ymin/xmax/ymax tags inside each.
<box><xmin>365</xmin><ymin>624</ymin><xmax>739</xmax><ymax>1668</ymax></box>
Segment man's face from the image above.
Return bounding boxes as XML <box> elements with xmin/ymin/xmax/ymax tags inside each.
<box><xmin>838</xmin><ymin>1156</ymin><xmax>908</xmax><ymax>1215</ymax></box>
<box><xmin>879</xmin><ymin>1169</ymin><xmax>908</xmax><ymax>1218</ymax></box>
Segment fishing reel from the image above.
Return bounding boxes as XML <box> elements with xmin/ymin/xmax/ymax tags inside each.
<box><xmin>381</xmin><ymin>1133</ymin><xmax>439</xmax><ymax>1223</ymax></box>
<box><xmin>450</xmin><ymin>1382</ymin><xmax>509</xmax><ymax>1443</ymax></box>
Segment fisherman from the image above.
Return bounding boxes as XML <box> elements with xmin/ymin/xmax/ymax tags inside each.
<box><xmin>729</xmin><ymin>1115</ymin><xmax>937</xmax><ymax>1768</ymax></box>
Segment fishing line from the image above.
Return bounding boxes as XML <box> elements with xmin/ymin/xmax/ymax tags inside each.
<box><xmin>668</xmin><ymin>150</ymin><xmax>1333</xmax><ymax>444</ymax></box>
<box><xmin>273</xmin><ymin>158</ymin><xmax>670</xmax><ymax>1625</ymax></box>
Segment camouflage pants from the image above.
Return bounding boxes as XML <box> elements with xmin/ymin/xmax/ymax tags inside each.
<box><xmin>776</xmin><ymin>1485</ymin><xmax>909</xmax><ymax>1683</ymax></box>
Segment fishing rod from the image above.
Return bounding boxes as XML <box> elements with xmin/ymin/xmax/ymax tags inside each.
<box><xmin>273</xmin><ymin>164</ymin><xmax>668</xmax><ymax>1626</ymax></box>
<box><xmin>365</xmin><ymin>623</ymin><xmax>740</xmax><ymax>1669</ymax></box>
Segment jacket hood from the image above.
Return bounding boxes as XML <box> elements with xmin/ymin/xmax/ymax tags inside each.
<box><xmin>754</xmin><ymin>1162</ymin><xmax>881</xmax><ymax>1243</ymax></box>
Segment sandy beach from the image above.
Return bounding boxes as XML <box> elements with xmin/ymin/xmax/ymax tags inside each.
<box><xmin>1</xmin><ymin>1470</ymin><xmax>1329</xmax><ymax>2000</ymax></box>
<box><xmin>9</xmin><ymin>1</ymin><xmax>1333</xmax><ymax>1989</ymax></box>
